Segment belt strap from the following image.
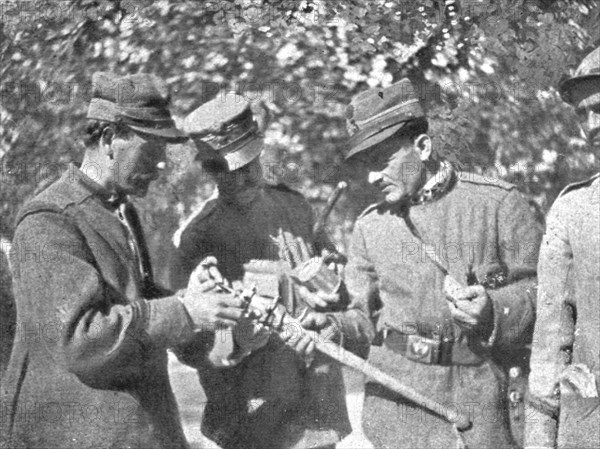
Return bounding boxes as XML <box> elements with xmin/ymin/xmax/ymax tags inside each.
<box><xmin>383</xmin><ymin>329</ymin><xmax>484</xmax><ymax>366</ymax></box>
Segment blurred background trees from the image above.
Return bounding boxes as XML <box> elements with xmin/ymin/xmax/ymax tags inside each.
<box><xmin>1</xmin><ymin>0</ymin><xmax>599</xmax><ymax>287</ymax></box>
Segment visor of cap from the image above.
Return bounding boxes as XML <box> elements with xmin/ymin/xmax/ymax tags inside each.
<box><xmin>87</xmin><ymin>73</ymin><xmax>185</xmax><ymax>142</ymax></box>
<box><xmin>222</xmin><ymin>135</ymin><xmax>262</xmax><ymax>171</ymax></box>
<box><xmin>345</xmin><ymin>100</ymin><xmax>424</xmax><ymax>160</ymax></box>
<box><xmin>560</xmin><ymin>76</ymin><xmax>600</xmax><ymax>109</ymax></box>
<box><xmin>345</xmin><ymin>122</ymin><xmax>406</xmax><ymax>160</ymax></box>
<box><xmin>560</xmin><ymin>47</ymin><xmax>600</xmax><ymax>105</ymax></box>
<box><xmin>128</xmin><ymin>124</ymin><xmax>188</xmax><ymax>142</ymax></box>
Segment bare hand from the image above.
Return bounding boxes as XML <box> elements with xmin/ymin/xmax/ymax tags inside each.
<box><xmin>282</xmin><ymin>311</ymin><xmax>332</xmax><ymax>359</ymax></box>
<box><xmin>180</xmin><ymin>262</ymin><xmax>245</xmax><ymax>330</ymax></box>
<box><xmin>180</xmin><ymin>291</ymin><xmax>246</xmax><ymax>330</ymax></box>
<box><xmin>196</xmin><ymin>256</ymin><xmax>228</xmax><ymax>289</ymax></box>
<box><xmin>233</xmin><ymin>316</ymin><xmax>271</xmax><ymax>354</ymax></box>
<box><xmin>298</xmin><ymin>285</ymin><xmax>340</xmax><ymax>310</ymax></box>
<box><xmin>321</xmin><ymin>247</ymin><xmax>347</xmax><ymax>275</ymax></box>
<box><xmin>444</xmin><ymin>279</ymin><xmax>493</xmax><ymax>331</ymax></box>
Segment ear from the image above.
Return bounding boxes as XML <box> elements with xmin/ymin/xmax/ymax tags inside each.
<box><xmin>414</xmin><ymin>134</ymin><xmax>432</xmax><ymax>161</ymax></box>
<box><xmin>99</xmin><ymin>127</ymin><xmax>115</xmax><ymax>159</ymax></box>
<box><xmin>251</xmin><ymin>101</ymin><xmax>270</xmax><ymax>134</ymax></box>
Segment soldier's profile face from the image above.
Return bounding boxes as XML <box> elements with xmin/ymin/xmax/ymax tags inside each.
<box><xmin>576</xmin><ymin>103</ymin><xmax>600</xmax><ymax>151</ymax></box>
<box><xmin>360</xmin><ymin>136</ymin><xmax>425</xmax><ymax>205</ymax></box>
<box><xmin>111</xmin><ymin>130</ymin><xmax>167</xmax><ymax>197</ymax></box>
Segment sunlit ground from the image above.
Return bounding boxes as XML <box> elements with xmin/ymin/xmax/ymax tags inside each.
<box><xmin>167</xmin><ymin>351</ymin><xmax>222</xmax><ymax>449</ymax></box>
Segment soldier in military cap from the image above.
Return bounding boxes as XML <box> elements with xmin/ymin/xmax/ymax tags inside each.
<box><xmin>525</xmin><ymin>47</ymin><xmax>600</xmax><ymax>449</ymax></box>
<box><xmin>168</xmin><ymin>92</ymin><xmax>350</xmax><ymax>449</ymax></box>
<box><xmin>290</xmin><ymin>78</ymin><xmax>544</xmax><ymax>448</ymax></box>
<box><xmin>1</xmin><ymin>73</ymin><xmax>248</xmax><ymax>449</ymax></box>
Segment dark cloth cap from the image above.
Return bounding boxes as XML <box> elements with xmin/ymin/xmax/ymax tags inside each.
<box><xmin>560</xmin><ymin>47</ymin><xmax>600</xmax><ymax>109</ymax></box>
<box><xmin>86</xmin><ymin>72</ymin><xmax>186</xmax><ymax>142</ymax></box>
<box><xmin>184</xmin><ymin>92</ymin><xmax>268</xmax><ymax>171</ymax></box>
<box><xmin>345</xmin><ymin>78</ymin><xmax>426</xmax><ymax>160</ymax></box>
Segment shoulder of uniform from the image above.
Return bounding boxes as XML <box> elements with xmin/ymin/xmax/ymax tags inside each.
<box><xmin>172</xmin><ymin>197</ymin><xmax>220</xmax><ymax>248</ymax></box>
<box><xmin>456</xmin><ymin>172</ymin><xmax>516</xmax><ymax>192</ymax></box>
<box><xmin>266</xmin><ymin>183</ymin><xmax>311</xmax><ymax>209</ymax></box>
<box><xmin>31</xmin><ymin>168</ymin><xmax>94</xmax><ymax>210</ymax></box>
<box><xmin>15</xmin><ymin>201</ymin><xmax>64</xmax><ymax>229</ymax></box>
<box><xmin>14</xmin><ymin>175</ymin><xmax>77</xmax><ymax>228</ymax></box>
<box><xmin>558</xmin><ymin>173</ymin><xmax>600</xmax><ymax>198</ymax></box>
<box><xmin>358</xmin><ymin>202</ymin><xmax>386</xmax><ymax>220</ymax></box>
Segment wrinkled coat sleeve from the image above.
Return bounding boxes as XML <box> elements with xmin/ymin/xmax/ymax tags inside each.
<box><xmin>13</xmin><ymin>212</ymin><xmax>194</xmax><ymax>388</ymax></box>
<box><xmin>485</xmin><ymin>189</ymin><xmax>543</xmax><ymax>351</ymax></box>
<box><xmin>524</xmin><ymin>198</ymin><xmax>574</xmax><ymax>448</ymax></box>
<box><xmin>329</xmin><ymin>220</ymin><xmax>378</xmax><ymax>358</ymax></box>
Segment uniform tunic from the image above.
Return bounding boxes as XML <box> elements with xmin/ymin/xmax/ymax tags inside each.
<box><xmin>331</xmin><ymin>172</ymin><xmax>543</xmax><ymax>449</ymax></box>
<box><xmin>168</xmin><ymin>185</ymin><xmax>350</xmax><ymax>449</ymax></box>
<box><xmin>1</xmin><ymin>166</ymin><xmax>193</xmax><ymax>449</ymax></box>
<box><xmin>525</xmin><ymin>174</ymin><xmax>600</xmax><ymax>449</ymax></box>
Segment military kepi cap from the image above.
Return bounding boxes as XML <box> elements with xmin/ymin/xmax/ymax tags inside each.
<box><xmin>183</xmin><ymin>92</ymin><xmax>268</xmax><ymax>171</ymax></box>
<box><xmin>345</xmin><ymin>78</ymin><xmax>426</xmax><ymax>160</ymax></box>
<box><xmin>87</xmin><ymin>72</ymin><xmax>186</xmax><ymax>142</ymax></box>
<box><xmin>559</xmin><ymin>47</ymin><xmax>600</xmax><ymax>109</ymax></box>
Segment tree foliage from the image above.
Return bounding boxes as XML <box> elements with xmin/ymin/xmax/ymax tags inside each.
<box><xmin>1</xmin><ymin>0</ymin><xmax>599</xmax><ymax>277</ymax></box>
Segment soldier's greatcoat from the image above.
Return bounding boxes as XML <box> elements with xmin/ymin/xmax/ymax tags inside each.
<box><xmin>169</xmin><ymin>184</ymin><xmax>350</xmax><ymax>449</ymax></box>
<box><xmin>1</xmin><ymin>166</ymin><xmax>193</xmax><ymax>449</ymax></box>
<box><xmin>525</xmin><ymin>174</ymin><xmax>600</xmax><ymax>449</ymax></box>
<box><xmin>332</xmin><ymin>172</ymin><xmax>543</xmax><ymax>449</ymax></box>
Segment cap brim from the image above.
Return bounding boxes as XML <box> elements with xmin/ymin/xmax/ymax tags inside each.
<box><xmin>345</xmin><ymin>122</ymin><xmax>405</xmax><ymax>160</ymax></box>
<box><xmin>129</xmin><ymin>124</ymin><xmax>189</xmax><ymax>143</ymax></box>
<box><xmin>193</xmin><ymin>134</ymin><xmax>263</xmax><ymax>171</ymax></box>
<box><xmin>223</xmin><ymin>136</ymin><xmax>263</xmax><ymax>171</ymax></box>
<box><xmin>559</xmin><ymin>74</ymin><xmax>600</xmax><ymax>105</ymax></box>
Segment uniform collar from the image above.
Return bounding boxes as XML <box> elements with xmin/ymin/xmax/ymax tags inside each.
<box><xmin>218</xmin><ymin>184</ymin><xmax>264</xmax><ymax>214</ymax></box>
<box><xmin>376</xmin><ymin>160</ymin><xmax>456</xmax><ymax>217</ymax></box>
<box><xmin>410</xmin><ymin>160</ymin><xmax>456</xmax><ymax>206</ymax></box>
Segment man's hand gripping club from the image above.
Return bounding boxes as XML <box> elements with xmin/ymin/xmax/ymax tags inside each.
<box><xmin>178</xmin><ymin>256</ymin><xmax>247</xmax><ymax>330</ymax></box>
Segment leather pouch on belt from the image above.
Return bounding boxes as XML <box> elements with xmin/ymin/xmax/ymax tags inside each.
<box><xmin>383</xmin><ymin>329</ymin><xmax>484</xmax><ymax>366</ymax></box>
<box><xmin>384</xmin><ymin>330</ymin><xmax>441</xmax><ymax>364</ymax></box>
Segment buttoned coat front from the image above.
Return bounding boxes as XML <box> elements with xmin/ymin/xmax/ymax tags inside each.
<box><xmin>525</xmin><ymin>174</ymin><xmax>600</xmax><ymax>449</ymax></box>
<box><xmin>332</xmin><ymin>173</ymin><xmax>544</xmax><ymax>449</ymax></box>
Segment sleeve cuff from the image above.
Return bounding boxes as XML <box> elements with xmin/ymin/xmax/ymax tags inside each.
<box><xmin>145</xmin><ymin>293</ymin><xmax>195</xmax><ymax>349</ymax></box>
